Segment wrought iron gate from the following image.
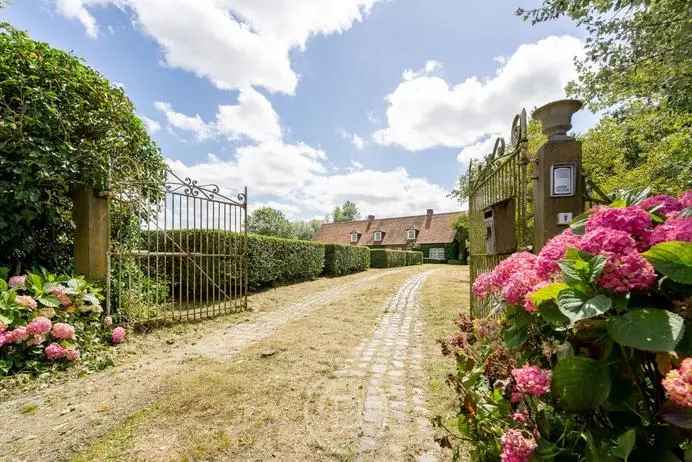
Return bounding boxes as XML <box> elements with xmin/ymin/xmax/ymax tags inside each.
<box><xmin>468</xmin><ymin>109</ymin><xmax>533</xmax><ymax>318</ymax></box>
<box><xmin>108</xmin><ymin>170</ymin><xmax>248</xmax><ymax>323</ymax></box>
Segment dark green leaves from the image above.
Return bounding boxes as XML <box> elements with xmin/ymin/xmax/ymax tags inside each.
<box><xmin>611</xmin><ymin>429</ymin><xmax>636</xmax><ymax>462</ymax></box>
<box><xmin>503</xmin><ymin>307</ymin><xmax>532</xmax><ymax>349</ymax></box>
<box><xmin>643</xmin><ymin>241</ymin><xmax>692</xmax><ymax>285</ymax></box>
<box><xmin>607</xmin><ymin>309</ymin><xmax>685</xmax><ymax>352</ymax></box>
<box><xmin>552</xmin><ymin>356</ymin><xmax>611</xmax><ymax>411</ymax></box>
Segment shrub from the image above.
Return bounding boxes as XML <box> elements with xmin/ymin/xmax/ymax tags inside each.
<box><xmin>323</xmin><ymin>244</ymin><xmax>370</xmax><ymax>276</ymax></box>
<box><xmin>441</xmin><ymin>189</ymin><xmax>692</xmax><ymax>460</ymax></box>
<box><xmin>142</xmin><ymin>231</ymin><xmax>325</xmax><ymax>293</ymax></box>
<box><xmin>405</xmin><ymin>251</ymin><xmax>423</xmax><ymax>266</ymax></box>
<box><xmin>447</xmin><ymin>259</ymin><xmax>463</xmax><ymax>265</ymax></box>
<box><xmin>370</xmin><ymin>249</ymin><xmax>421</xmax><ymax>268</ymax></box>
<box><xmin>0</xmin><ymin>269</ymin><xmax>124</xmax><ymax>376</ymax></box>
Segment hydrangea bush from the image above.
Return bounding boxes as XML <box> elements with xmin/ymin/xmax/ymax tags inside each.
<box><xmin>0</xmin><ymin>269</ymin><xmax>127</xmax><ymax>376</ymax></box>
<box><xmin>440</xmin><ymin>190</ymin><xmax>692</xmax><ymax>461</ymax></box>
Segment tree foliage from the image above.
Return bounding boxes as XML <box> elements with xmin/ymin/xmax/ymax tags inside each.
<box><xmin>291</xmin><ymin>219</ymin><xmax>322</xmax><ymax>240</ymax></box>
<box><xmin>332</xmin><ymin>200</ymin><xmax>360</xmax><ymax>222</ymax></box>
<box><xmin>0</xmin><ymin>24</ymin><xmax>167</xmax><ymax>272</ymax></box>
<box><xmin>247</xmin><ymin>207</ymin><xmax>294</xmax><ymax>238</ymax></box>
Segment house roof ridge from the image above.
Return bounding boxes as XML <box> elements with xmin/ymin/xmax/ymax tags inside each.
<box><xmin>320</xmin><ymin>210</ymin><xmax>464</xmax><ymax>226</ymax></box>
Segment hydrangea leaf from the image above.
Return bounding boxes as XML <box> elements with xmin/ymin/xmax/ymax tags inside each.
<box><xmin>557</xmin><ymin>289</ymin><xmax>612</xmax><ymax>327</ymax></box>
<box><xmin>607</xmin><ymin>309</ymin><xmax>685</xmax><ymax>352</ymax></box>
<box><xmin>552</xmin><ymin>356</ymin><xmax>611</xmax><ymax>411</ymax></box>
<box><xmin>643</xmin><ymin>241</ymin><xmax>692</xmax><ymax>285</ymax></box>
<box><xmin>529</xmin><ymin>282</ymin><xmax>568</xmax><ymax>307</ymax></box>
<box><xmin>611</xmin><ymin>429</ymin><xmax>636</xmax><ymax>461</ymax></box>
<box><xmin>37</xmin><ymin>295</ymin><xmax>60</xmax><ymax>308</ymax></box>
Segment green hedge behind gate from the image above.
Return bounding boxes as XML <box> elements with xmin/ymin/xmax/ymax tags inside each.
<box><xmin>323</xmin><ymin>244</ymin><xmax>370</xmax><ymax>276</ymax></box>
<box><xmin>369</xmin><ymin>249</ymin><xmax>423</xmax><ymax>268</ymax></box>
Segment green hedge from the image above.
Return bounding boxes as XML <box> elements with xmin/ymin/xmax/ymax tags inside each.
<box><xmin>370</xmin><ymin>249</ymin><xmax>422</xmax><ymax>268</ymax></box>
<box><xmin>141</xmin><ymin>230</ymin><xmax>325</xmax><ymax>293</ymax></box>
<box><xmin>323</xmin><ymin>244</ymin><xmax>370</xmax><ymax>276</ymax></box>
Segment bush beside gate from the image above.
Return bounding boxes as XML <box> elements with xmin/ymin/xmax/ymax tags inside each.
<box><xmin>323</xmin><ymin>244</ymin><xmax>370</xmax><ymax>276</ymax></box>
<box><xmin>369</xmin><ymin>249</ymin><xmax>423</xmax><ymax>268</ymax></box>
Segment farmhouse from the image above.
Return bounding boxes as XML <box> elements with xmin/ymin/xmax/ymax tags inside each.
<box><xmin>313</xmin><ymin>209</ymin><xmax>465</xmax><ymax>262</ymax></box>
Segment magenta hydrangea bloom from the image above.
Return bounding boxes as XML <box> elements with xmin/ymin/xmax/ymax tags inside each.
<box><xmin>662</xmin><ymin>358</ymin><xmax>692</xmax><ymax>408</ymax></box>
<box><xmin>639</xmin><ymin>195</ymin><xmax>683</xmax><ymax>216</ymax></box>
<box><xmin>586</xmin><ymin>206</ymin><xmax>653</xmax><ymax>250</ymax></box>
<box><xmin>512</xmin><ymin>364</ymin><xmax>551</xmax><ymax>397</ymax></box>
<box><xmin>15</xmin><ymin>295</ymin><xmax>37</xmax><ymax>310</ymax></box>
<box><xmin>649</xmin><ymin>216</ymin><xmax>692</xmax><ymax>246</ymax></box>
<box><xmin>598</xmin><ymin>251</ymin><xmax>657</xmax><ymax>294</ymax></box>
<box><xmin>7</xmin><ymin>326</ymin><xmax>29</xmax><ymax>344</ymax></box>
<box><xmin>51</xmin><ymin>322</ymin><xmax>76</xmax><ymax>340</ymax></box>
<box><xmin>44</xmin><ymin>343</ymin><xmax>66</xmax><ymax>361</ymax></box>
<box><xmin>500</xmin><ymin>429</ymin><xmax>537</xmax><ymax>462</ymax></box>
<box><xmin>536</xmin><ymin>229</ymin><xmax>582</xmax><ymax>278</ymax></box>
<box><xmin>679</xmin><ymin>191</ymin><xmax>692</xmax><ymax>208</ymax></box>
<box><xmin>111</xmin><ymin>326</ymin><xmax>126</xmax><ymax>344</ymax></box>
<box><xmin>501</xmin><ymin>270</ymin><xmax>544</xmax><ymax>306</ymax></box>
<box><xmin>26</xmin><ymin>316</ymin><xmax>52</xmax><ymax>336</ymax></box>
<box><xmin>472</xmin><ymin>252</ymin><xmax>538</xmax><ymax>299</ymax></box>
<box><xmin>8</xmin><ymin>275</ymin><xmax>26</xmax><ymax>288</ymax></box>
<box><xmin>64</xmin><ymin>348</ymin><xmax>80</xmax><ymax>362</ymax></box>
<box><xmin>579</xmin><ymin>228</ymin><xmax>638</xmax><ymax>255</ymax></box>
<box><xmin>472</xmin><ymin>272</ymin><xmax>495</xmax><ymax>298</ymax></box>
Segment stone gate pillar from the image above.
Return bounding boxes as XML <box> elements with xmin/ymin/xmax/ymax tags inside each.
<box><xmin>72</xmin><ymin>187</ymin><xmax>110</xmax><ymax>282</ymax></box>
<box><xmin>532</xmin><ymin>99</ymin><xmax>585</xmax><ymax>252</ymax></box>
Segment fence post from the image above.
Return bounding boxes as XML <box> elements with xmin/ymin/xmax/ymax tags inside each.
<box><xmin>532</xmin><ymin>99</ymin><xmax>585</xmax><ymax>252</ymax></box>
<box><xmin>72</xmin><ymin>187</ymin><xmax>110</xmax><ymax>282</ymax></box>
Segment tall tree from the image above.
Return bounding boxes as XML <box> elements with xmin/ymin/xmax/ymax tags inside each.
<box><xmin>290</xmin><ymin>219</ymin><xmax>323</xmax><ymax>240</ymax></box>
<box><xmin>333</xmin><ymin>200</ymin><xmax>360</xmax><ymax>222</ymax></box>
<box><xmin>247</xmin><ymin>207</ymin><xmax>294</xmax><ymax>238</ymax></box>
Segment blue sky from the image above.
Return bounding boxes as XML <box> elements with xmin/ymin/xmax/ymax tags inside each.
<box><xmin>3</xmin><ymin>1</ymin><xmax>595</xmax><ymax>220</ymax></box>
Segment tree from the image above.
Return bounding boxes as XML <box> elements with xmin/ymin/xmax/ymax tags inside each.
<box><xmin>290</xmin><ymin>219</ymin><xmax>323</xmax><ymax>241</ymax></box>
<box><xmin>0</xmin><ymin>23</ymin><xmax>167</xmax><ymax>272</ymax></box>
<box><xmin>332</xmin><ymin>200</ymin><xmax>360</xmax><ymax>222</ymax></box>
<box><xmin>247</xmin><ymin>207</ymin><xmax>294</xmax><ymax>238</ymax></box>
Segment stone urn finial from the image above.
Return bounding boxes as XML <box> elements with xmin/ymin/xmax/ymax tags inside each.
<box><xmin>532</xmin><ymin>99</ymin><xmax>583</xmax><ymax>141</ymax></box>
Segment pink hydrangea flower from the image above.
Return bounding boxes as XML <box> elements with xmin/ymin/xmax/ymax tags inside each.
<box><xmin>579</xmin><ymin>228</ymin><xmax>638</xmax><ymax>255</ymax></box>
<box><xmin>500</xmin><ymin>429</ymin><xmax>537</xmax><ymax>462</ymax></box>
<box><xmin>64</xmin><ymin>348</ymin><xmax>80</xmax><ymax>362</ymax></box>
<box><xmin>679</xmin><ymin>191</ymin><xmax>692</xmax><ymax>208</ymax></box>
<box><xmin>49</xmin><ymin>286</ymin><xmax>71</xmax><ymax>306</ymax></box>
<box><xmin>501</xmin><ymin>270</ymin><xmax>544</xmax><ymax>306</ymax></box>
<box><xmin>662</xmin><ymin>358</ymin><xmax>692</xmax><ymax>408</ymax></box>
<box><xmin>51</xmin><ymin>322</ymin><xmax>76</xmax><ymax>340</ymax></box>
<box><xmin>472</xmin><ymin>272</ymin><xmax>495</xmax><ymax>298</ymax></box>
<box><xmin>111</xmin><ymin>326</ymin><xmax>126</xmax><ymax>344</ymax></box>
<box><xmin>597</xmin><ymin>251</ymin><xmax>657</xmax><ymax>294</ymax></box>
<box><xmin>511</xmin><ymin>391</ymin><xmax>524</xmax><ymax>404</ymax></box>
<box><xmin>8</xmin><ymin>275</ymin><xmax>26</xmax><ymax>288</ymax></box>
<box><xmin>536</xmin><ymin>229</ymin><xmax>582</xmax><ymax>278</ymax></box>
<box><xmin>15</xmin><ymin>295</ymin><xmax>37</xmax><ymax>310</ymax></box>
<box><xmin>512</xmin><ymin>364</ymin><xmax>551</xmax><ymax>397</ymax></box>
<box><xmin>7</xmin><ymin>326</ymin><xmax>29</xmax><ymax>344</ymax></box>
<box><xmin>472</xmin><ymin>252</ymin><xmax>538</xmax><ymax>299</ymax></box>
<box><xmin>26</xmin><ymin>316</ymin><xmax>52</xmax><ymax>336</ymax></box>
<box><xmin>44</xmin><ymin>343</ymin><xmax>66</xmax><ymax>360</ymax></box>
<box><xmin>586</xmin><ymin>206</ymin><xmax>653</xmax><ymax>251</ymax></box>
<box><xmin>512</xmin><ymin>409</ymin><xmax>529</xmax><ymax>423</ymax></box>
<box><xmin>0</xmin><ymin>332</ymin><xmax>8</xmax><ymax>348</ymax></box>
<box><xmin>649</xmin><ymin>216</ymin><xmax>692</xmax><ymax>246</ymax></box>
<box><xmin>639</xmin><ymin>195</ymin><xmax>683</xmax><ymax>216</ymax></box>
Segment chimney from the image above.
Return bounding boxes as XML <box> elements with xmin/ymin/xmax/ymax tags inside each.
<box><xmin>367</xmin><ymin>214</ymin><xmax>375</xmax><ymax>221</ymax></box>
<box><xmin>426</xmin><ymin>209</ymin><xmax>433</xmax><ymax>216</ymax></box>
<box><xmin>425</xmin><ymin>209</ymin><xmax>433</xmax><ymax>229</ymax></box>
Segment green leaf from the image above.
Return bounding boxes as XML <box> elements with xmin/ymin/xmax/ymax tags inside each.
<box><xmin>552</xmin><ymin>356</ymin><xmax>611</xmax><ymax>411</ymax></box>
<box><xmin>503</xmin><ymin>307</ymin><xmax>531</xmax><ymax>349</ymax></box>
<box><xmin>529</xmin><ymin>282</ymin><xmax>567</xmax><ymax>307</ymax></box>
<box><xmin>570</xmin><ymin>211</ymin><xmax>591</xmax><ymax>235</ymax></box>
<box><xmin>643</xmin><ymin>241</ymin><xmax>692</xmax><ymax>284</ymax></box>
<box><xmin>610</xmin><ymin>198</ymin><xmax>627</xmax><ymax>208</ymax></box>
<box><xmin>37</xmin><ymin>295</ymin><xmax>60</xmax><ymax>308</ymax></box>
<box><xmin>557</xmin><ymin>289</ymin><xmax>612</xmax><ymax>326</ymax></box>
<box><xmin>607</xmin><ymin>309</ymin><xmax>685</xmax><ymax>352</ymax></box>
<box><xmin>611</xmin><ymin>429</ymin><xmax>635</xmax><ymax>461</ymax></box>
<box><xmin>539</xmin><ymin>301</ymin><xmax>571</xmax><ymax>327</ymax></box>
<box><xmin>0</xmin><ymin>313</ymin><xmax>11</xmax><ymax>325</ymax></box>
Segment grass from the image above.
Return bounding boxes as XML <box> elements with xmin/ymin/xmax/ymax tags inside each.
<box><xmin>71</xmin><ymin>267</ymin><xmax>423</xmax><ymax>461</ymax></box>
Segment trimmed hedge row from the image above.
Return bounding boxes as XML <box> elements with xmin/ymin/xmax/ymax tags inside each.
<box><xmin>142</xmin><ymin>230</ymin><xmax>325</xmax><ymax>292</ymax></box>
<box><xmin>323</xmin><ymin>244</ymin><xmax>370</xmax><ymax>276</ymax></box>
<box><xmin>370</xmin><ymin>249</ymin><xmax>423</xmax><ymax>268</ymax></box>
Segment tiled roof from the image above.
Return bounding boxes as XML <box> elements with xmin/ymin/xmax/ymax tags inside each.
<box><xmin>313</xmin><ymin>211</ymin><xmax>463</xmax><ymax>246</ymax></box>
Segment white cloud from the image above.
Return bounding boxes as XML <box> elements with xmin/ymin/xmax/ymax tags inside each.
<box><xmin>139</xmin><ymin>115</ymin><xmax>161</xmax><ymax>134</ymax></box>
<box><xmin>456</xmin><ymin>135</ymin><xmax>501</xmax><ymax>163</ymax></box>
<box><xmin>55</xmin><ymin>0</ymin><xmax>381</xmax><ymax>94</ymax></box>
<box><xmin>373</xmin><ymin>35</ymin><xmax>584</xmax><ymax>151</ymax></box>
<box><xmin>339</xmin><ymin>129</ymin><xmax>366</xmax><ymax>150</ymax></box>
<box><xmin>402</xmin><ymin>60</ymin><xmax>443</xmax><ymax>81</ymax></box>
<box><xmin>155</xmin><ymin>88</ymin><xmax>280</xmax><ymax>143</ymax></box>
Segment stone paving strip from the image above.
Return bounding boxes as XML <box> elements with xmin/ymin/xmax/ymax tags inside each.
<box><xmin>0</xmin><ymin>268</ymin><xmax>407</xmax><ymax>462</ymax></box>
<box><xmin>335</xmin><ymin>270</ymin><xmax>438</xmax><ymax>461</ymax></box>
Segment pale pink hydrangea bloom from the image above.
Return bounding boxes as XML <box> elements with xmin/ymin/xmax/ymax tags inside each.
<box><xmin>15</xmin><ymin>295</ymin><xmax>37</xmax><ymax>310</ymax></box>
<box><xmin>598</xmin><ymin>251</ymin><xmax>657</xmax><ymax>294</ymax></box>
<box><xmin>500</xmin><ymin>429</ymin><xmax>537</xmax><ymax>462</ymax></box>
<box><xmin>639</xmin><ymin>195</ymin><xmax>683</xmax><ymax>216</ymax></box>
<box><xmin>51</xmin><ymin>322</ymin><xmax>76</xmax><ymax>340</ymax></box>
<box><xmin>536</xmin><ymin>229</ymin><xmax>582</xmax><ymax>278</ymax></box>
<box><xmin>7</xmin><ymin>326</ymin><xmax>29</xmax><ymax>344</ymax></box>
<box><xmin>49</xmin><ymin>286</ymin><xmax>71</xmax><ymax>306</ymax></box>
<box><xmin>662</xmin><ymin>358</ymin><xmax>692</xmax><ymax>408</ymax></box>
<box><xmin>44</xmin><ymin>343</ymin><xmax>65</xmax><ymax>360</ymax></box>
<box><xmin>648</xmin><ymin>216</ymin><xmax>692</xmax><ymax>246</ymax></box>
<box><xmin>25</xmin><ymin>334</ymin><xmax>46</xmax><ymax>346</ymax></box>
<box><xmin>8</xmin><ymin>275</ymin><xmax>26</xmax><ymax>288</ymax></box>
<box><xmin>26</xmin><ymin>316</ymin><xmax>52</xmax><ymax>336</ymax></box>
<box><xmin>586</xmin><ymin>206</ymin><xmax>653</xmax><ymax>251</ymax></box>
<box><xmin>111</xmin><ymin>326</ymin><xmax>126</xmax><ymax>344</ymax></box>
<box><xmin>512</xmin><ymin>364</ymin><xmax>551</xmax><ymax>397</ymax></box>
<box><xmin>64</xmin><ymin>348</ymin><xmax>80</xmax><ymax>362</ymax></box>
<box><xmin>679</xmin><ymin>191</ymin><xmax>692</xmax><ymax>208</ymax></box>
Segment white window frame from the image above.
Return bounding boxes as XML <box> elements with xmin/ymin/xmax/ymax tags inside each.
<box><xmin>406</xmin><ymin>229</ymin><xmax>416</xmax><ymax>240</ymax></box>
<box><xmin>350</xmin><ymin>232</ymin><xmax>359</xmax><ymax>243</ymax></box>
<box><xmin>429</xmin><ymin>247</ymin><xmax>445</xmax><ymax>260</ymax></box>
<box><xmin>373</xmin><ymin>231</ymin><xmax>383</xmax><ymax>242</ymax></box>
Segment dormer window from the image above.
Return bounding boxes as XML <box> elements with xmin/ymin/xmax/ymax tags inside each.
<box><xmin>350</xmin><ymin>231</ymin><xmax>359</xmax><ymax>243</ymax></box>
<box><xmin>373</xmin><ymin>231</ymin><xmax>383</xmax><ymax>242</ymax></box>
<box><xmin>406</xmin><ymin>228</ymin><xmax>416</xmax><ymax>240</ymax></box>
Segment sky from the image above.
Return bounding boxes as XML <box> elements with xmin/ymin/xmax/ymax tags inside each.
<box><xmin>2</xmin><ymin>0</ymin><xmax>597</xmax><ymax>220</ymax></box>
